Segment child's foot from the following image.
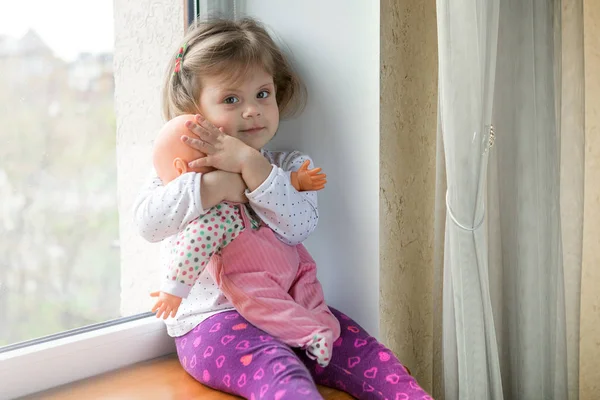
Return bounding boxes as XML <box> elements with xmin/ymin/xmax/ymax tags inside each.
<box><xmin>305</xmin><ymin>333</ymin><xmax>332</xmax><ymax>367</ymax></box>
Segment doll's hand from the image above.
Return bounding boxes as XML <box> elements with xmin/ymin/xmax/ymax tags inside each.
<box><xmin>291</xmin><ymin>160</ymin><xmax>327</xmax><ymax>191</ymax></box>
<box><xmin>150</xmin><ymin>291</ymin><xmax>183</xmax><ymax>319</ymax></box>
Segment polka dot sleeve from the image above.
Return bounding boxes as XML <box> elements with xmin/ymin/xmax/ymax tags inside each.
<box><xmin>160</xmin><ymin>203</ymin><xmax>245</xmax><ymax>298</ymax></box>
<box><xmin>132</xmin><ymin>171</ymin><xmax>208</xmax><ymax>243</ymax></box>
<box><xmin>246</xmin><ymin>150</ymin><xmax>320</xmax><ymax>246</ymax></box>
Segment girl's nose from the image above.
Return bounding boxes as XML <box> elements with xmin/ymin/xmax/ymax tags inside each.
<box><xmin>242</xmin><ymin>103</ymin><xmax>261</xmax><ymax>118</ymax></box>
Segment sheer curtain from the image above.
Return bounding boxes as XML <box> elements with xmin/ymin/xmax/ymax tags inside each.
<box><xmin>436</xmin><ymin>0</ymin><xmax>502</xmax><ymax>398</ymax></box>
<box><xmin>436</xmin><ymin>0</ymin><xmax>583</xmax><ymax>398</ymax></box>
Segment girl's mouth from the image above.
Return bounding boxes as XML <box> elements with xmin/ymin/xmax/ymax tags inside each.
<box><xmin>240</xmin><ymin>127</ymin><xmax>265</xmax><ymax>134</ymax></box>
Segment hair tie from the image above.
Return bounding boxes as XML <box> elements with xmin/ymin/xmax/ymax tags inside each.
<box><xmin>173</xmin><ymin>42</ymin><xmax>188</xmax><ymax>75</ymax></box>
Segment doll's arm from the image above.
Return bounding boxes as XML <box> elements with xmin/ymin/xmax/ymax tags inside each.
<box><xmin>151</xmin><ymin>204</ymin><xmax>245</xmax><ymax>318</ymax></box>
<box><xmin>289</xmin><ymin>160</ymin><xmax>327</xmax><ymax>192</ymax></box>
<box><xmin>151</xmin><ymin>218</ymin><xmax>213</xmax><ymax>319</ymax></box>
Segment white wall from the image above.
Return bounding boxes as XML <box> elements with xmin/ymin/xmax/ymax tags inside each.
<box><xmin>241</xmin><ymin>0</ymin><xmax>381</xmax><ymax>336</ymax></box>
<box><xmin>115</xmin><ymin>0</ymin><xmax>185</xmax><ymax>315</ymax></box>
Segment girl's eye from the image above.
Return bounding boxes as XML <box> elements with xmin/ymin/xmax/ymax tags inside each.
<box><xmin>257</xmin><ymin>90</ymin><xmax>270</xmax><ymax>99</ymax></box>
<box><xmin>224</xmin><ymin>96</ymin><xmax>239</xmax><ymax>104</ymax></box>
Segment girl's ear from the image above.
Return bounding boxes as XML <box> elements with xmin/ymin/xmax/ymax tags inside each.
<box><xmin>173</xmin><ymin>158</ymin><xmax>189</xmax><ymax>177</ymax></box>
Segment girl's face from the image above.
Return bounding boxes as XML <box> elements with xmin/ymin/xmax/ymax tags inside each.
<box><xmin>199</xmin><ymin>66</ymin><xmax>279</xmax><ymax>150</ymax></box>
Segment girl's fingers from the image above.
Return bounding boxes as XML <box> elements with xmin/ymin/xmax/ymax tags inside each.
<box><xmin>307</xmin><ymin>168</ymin><xmax>322</xmax><ymax>175</ymax></box>
<box><xmin>188</xmin><ymin>157</ymin><xmax>212</xmax><ymax>170</ymax></box>
<box><xmin>184</xmin><ymin>121</ymin><xmax>217</xmax><ymax>145</ymax></box>
<box><xmin>195</xmin><ymin>114</ymin><xmax>222</xmax><ymax>137</ymax></box>
<box><xmin>181</xmin><ymin>136</ymin><xmax>215</xmax><ymax>154</ymax></box>
<box><xmin>151</xmin><ymin>301</ymin><xmax>161</xmax><ymax>313</ymax></box>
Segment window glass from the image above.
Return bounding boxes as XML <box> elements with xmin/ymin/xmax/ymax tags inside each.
<box><xmin>0</xmin><ymin>0</ymin><xmax>120</xmax><ymax>347</ymax></box>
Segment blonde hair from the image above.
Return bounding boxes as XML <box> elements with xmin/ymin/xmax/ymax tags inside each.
<box><xmin>162</xmin><ymin>17</ymin><xmax>306</xmax><ymax>121</ymax></box>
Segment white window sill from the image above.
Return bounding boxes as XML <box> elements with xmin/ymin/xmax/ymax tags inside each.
<box><xmin>0</xmin><ymin>314</ymin><xmax>175</xmax><ymax>400</ymax></box>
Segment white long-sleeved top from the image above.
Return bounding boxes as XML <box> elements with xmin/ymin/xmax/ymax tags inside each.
<box><xmin>133</xmin><ymin>149</ymin><xmax>320</xmax><ymax>336</ymax></box>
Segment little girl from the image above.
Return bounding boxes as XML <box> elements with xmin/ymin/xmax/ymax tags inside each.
<box><xmin>134</xmin><ymin>17</ymin><xmax>431</xmax><ymax>400</ymax></box>
<box><xmin>150</xmin><ymin>113</ymin><xmax>338</xmax><ymax>367</ymax></box>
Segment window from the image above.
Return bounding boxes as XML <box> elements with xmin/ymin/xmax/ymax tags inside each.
<box><xmin>0</xmin><ymin>1</ymin><xmax>235</xmax><ymax>397</ymax></box>
<box><xmin>0</xmin><ymin>0</ymin><xmax>121</xmax><ymax>349</ymax></box>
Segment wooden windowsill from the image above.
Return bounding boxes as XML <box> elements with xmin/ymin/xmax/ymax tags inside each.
<box><xmin>24</xmin><ymin>354</ymin><xmax>355</xmax><ymax>399</ymax></box>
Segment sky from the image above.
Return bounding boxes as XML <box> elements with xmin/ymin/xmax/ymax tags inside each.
<box><xmin>0</xmin><ymin>0</ymin><xmax>114</xmax><ymax>61</ymax></box>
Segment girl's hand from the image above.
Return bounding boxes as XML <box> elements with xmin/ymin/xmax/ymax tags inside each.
<box><xmin>150</xmin><ymin>291</ymin><xmax>182</xmax><ymax>319</ymax></box>
<box><xmin>182</xmin><ymin>114</ymin><xmax>254</xmax><ymax>174</ymax></box>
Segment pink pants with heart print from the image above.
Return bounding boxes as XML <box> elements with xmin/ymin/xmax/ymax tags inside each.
<box><xmin>174</xmin><ymin>308</ymin><xmax>432</xmax><ymax>400</ymax></box>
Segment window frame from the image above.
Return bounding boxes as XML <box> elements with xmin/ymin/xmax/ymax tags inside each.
<box><xmin>0</xmin><ymin>316</ymin><xmax>174</xmax><ymax>399</ymax></box>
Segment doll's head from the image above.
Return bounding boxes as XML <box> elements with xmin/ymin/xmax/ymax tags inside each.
<box><xmin>153</xmin><ymin>114</ymin><xmax>214</xmax><ymax>184</ymax></box>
